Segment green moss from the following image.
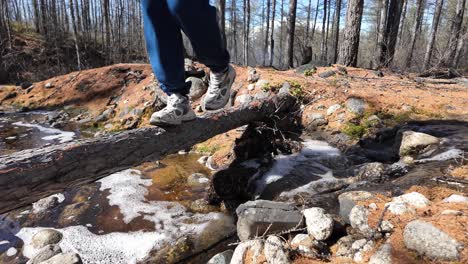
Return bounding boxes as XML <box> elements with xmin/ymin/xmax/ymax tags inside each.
<box><xmin>289</xmin><ymin>81</ymin><xmax>305</xmax><ymax>100</ymax></box>
<box><xmin>342</xmin><ymin>123</ymin><xmax>366</xmax><ymax>139</ymax></box>
<box><xmin>304</xmin><ymin>68</ymin><xmax>317</xmax><ymax>76</ymax></box>
<box><xmin>261</xmin><ymin>82</ymin><xmax>282</xmax><ymax>92</ymax></box>
<box><xmin>194</xmin><ymin>144</ymin><xmax>220</xmax><ymax>154</ymax></box>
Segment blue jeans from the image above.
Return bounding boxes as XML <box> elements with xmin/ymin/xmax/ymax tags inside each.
<box><xmin>142</xmin><ymin>0</ymin><xmax>230</xmax><ymax>95</ymax></box>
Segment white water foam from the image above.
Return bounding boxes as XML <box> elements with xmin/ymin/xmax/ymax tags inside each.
<box><xmin>12</xmin><ymin>121</ymin><xmax>75</xmax><ymax>143</ymax></box>
<box><xmin>255</xmin><ymin>140</ymin><xmax>341</xmax><ymax>196</ymax></box>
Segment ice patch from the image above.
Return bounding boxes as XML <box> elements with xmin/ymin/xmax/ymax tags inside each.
<box><xmin>255</xmin><ymin>140</ymin><xmax>340</xmax><ymax>195</ymax></box>
<box><xmin>12</xmin><ymin>121</ymin><xmax>75</xmax><ymax>143</ymax></box>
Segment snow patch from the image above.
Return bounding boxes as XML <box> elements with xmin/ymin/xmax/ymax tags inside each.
<box><xmin>6</xmin><ymin>247</ymin><xmax>17</xmax><ymax>256</ymax></box>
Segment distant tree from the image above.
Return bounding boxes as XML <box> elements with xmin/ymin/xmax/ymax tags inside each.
<box><xmin>243</xmin><ymin>0</ymin><xmax>251</xmax><ymax>65</ymax></box>
<box><xmin>423</xmin><ymin>0</ymin><xmax>444</xmax><ymax>70</ymax></box>
<box><xmin>405</xmin><ymin>0</ymin><xmax>425</xmax><ymax>68</ymax></box>
<box><xmin>332</xmin><ymin>0</ymin><xmax>342</xmax><ymax>63</ymax></box>
<box><xmin>217</xmin><ymin>0</ymin><xmax>226</xmax><ymax>46</ymax></box>
<box><xmin>285</xmin><ymin>0</ymin><xmax>297</xmax><ymax>68</ymax></box>
<box><xmin>231</xmin><ymin>0</ymin><xmax>238</xmax><ymax>63</ymax></box>
<box><xmin>338</xmin><ymin>0</ymin><xmax>364</xmax><ymax>66</ymax></box>
<box><xmin>320</xmin><ymin>0</ymin><xmax>327</xmax><ymax>61</ymax></box>
<box><xmin>444</xmin><ymin>0</ymin><xmax>466</xmax><ymax>67</ymax></box>
<box><xmin>376</xmin><ymin>0</ymin><xmax>404</xmax><ymax>67</ymax></box>
<box><xmin>263</xmin><ymin>0</ymin><xmax>271</xmax><ymax>65</ymax></box>
<box><xmin>269</xmin><ymin>0</ymin><xmax>276</xmax><ymax>66</ymax></box>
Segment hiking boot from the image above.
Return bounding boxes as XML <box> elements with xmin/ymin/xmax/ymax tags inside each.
<box><xmin>150</xmin><ymin>93</ymin><xmax>196</xmax><ymax>126</ymax></box>
<box><xmin>202</xmin><ymin>65</ymin><xmax>236</xmax><ymax>111</ymax></box>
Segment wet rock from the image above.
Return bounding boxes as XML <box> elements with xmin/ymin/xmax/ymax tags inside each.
<box><xmin>31</xmin><ymin>229</ymin><xmax>63</xmax><ymax>249</ymax></box>
<box><xmin>264</xmin><ymin>236</ymin><xmax>290</xmax><ymax>264</ymax></box>
<box><xmin>369</xmin><ymin>243</ymin><xmax>392</xmax><ymax>264</ymax></box>
<box><xmin>303</xmin><ymin>207</ymin><xmax>334</xmax><ymax>241</ymax></box>
<box><xmin>327</xmin><ymin>104</ymin><xmax>342</xmax><ymax>116</ymax></box>
<box><xmin>187</xmin><ymin>77</ymin><xmax>207</xmax><ymax>100</ymax></box>
<box><xmin>399</xmin><ymin>131</ymin><xmax>439</xmax><ymax>157</ymax></box>
<box><xmin>27</xmin><ymin>244</ymin><xmax>62</xmax><ymax>264</ymax></box>
<box><xmin>349</xmin><ymin>205</ymin><xmax>373</xmax><ymax>236</ymax></box>
<box><xmin>319</xmin><ymin>70</ymin><xmax>336</xmax><ymax>78</ymax></box>
<box><xmin>235</xmin><ymin>94</ymin><xmax>253</xmax><ymax>105</ymax></box>
<box><xmin>346</xmin><ymin>98</ymin><xmax>366</xmax><ymax>115</ymax></box>
<box><xmin>307</xmin><ymin>113</ymin><xmax>328</xmax><ymax>129</ymax></box>
<box><xmin>247</xmin><ymin>67</ymin><xmax>260</xmax><ymax>83</ymax></box>
<box><xmin>207</xmin><ymin>249</ymin><xmax>234</xmax><ymax>264</ymax></box>
<box><xmin>403</xmin><ymin>220</ymin><xmax>462</xmax><ymax>261</ymax></box>
<box><xmin>338</xmin><ymin>191</ymin><xmax>373</xmax><ymax>224</ymax></box>
<box><xmin>45</xmin><ymin>82</ymin><xmax>54</xmax><ymax>89</ymax></box>
<box><xmin>32</xmin><ymin>195</ymin><xmax>61</xmax><ymax>213</ymax></box>
<box><xmin>40</xmin><ymin>253</ymin><xmax>82</xmax><ymax>264</ymax></box>
<box><xmin>236</xmin><ymin>200</ymin><xmax>303</xmax><ymax>241</ymax></box>
<box><xmin>231</xmin><ymin>240</ymin><xmax>264</xmax><ymax>264</ymax></box>
<box><xmin>443</xmin><ymin>194</ymin><xmax>468</xmax><ymax>203</ymax></box>
<box><xmin>187</xmin><ymin>173</ymin><xmax>209</xmax><ymax>187</ymax></box>
<box><xmin>291</xmin><ymin>234</ymin><xmax>318</xmax><ymax>257</ymax></box>
<box><xmin>356</xmin><ymin>162</ymin><xmax>385</xmax><ymax>183</ymax></box>
<box><xmin>386</xmin><ymin>192</ymin><xmax>430</xmax><ymax>215</ymax></box>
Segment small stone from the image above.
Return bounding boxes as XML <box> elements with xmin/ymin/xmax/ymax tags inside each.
<box><xmin>236</xmin><ymin>200</ymin><xmax>303</xmax><ymax>241</ymax></box>
<box><xmin>32</xmin><ymin>195</ymin><xmax>60</xmax><ymax>213</ymax></box>
<box><xmin>27</xmin><ymin>244</ymin><xmax>62</xmax><ymax>264</ymax></box>
<box><xmin>264</xmin><ymin>236</ymin><xmax>290</xmax><ymax>264</ymax></box>
<box><xmin>443</xmin><ymin>194</ymin><xmax>468</xmax><ymax>203</ymax></box>
<box><xmin>356</xmin><ymin>162</ymin><xmax>385</xmax><ymax>183</ymax></box>
<box><xmin>349</xmin><ymin>205</ymin><xmax>373</xmax><ymax>236</ymax></box>
<box><xmin>307</xmin><ymin>113</ymin><xmax>328</xmax><ymax>128</ymax></box>
<box><xmin>378</xmin><ymin>221</ymin><xmax>394</xmax><ymax>233</ymax></box>
<box><xmin>327</xmin><ymin>104</ymin><xmax>342</xmax><ymax>116</ymax></box>
<box><xmin>389</xmin><ymin>192</ymin><xmax>430</xmax><ymax>210</ymax></box>
<box><xmin>255</xmin><ymin>79</ymin><xmax>269</xmax><ymax>90</ymax></box>
<box><xmin>254</xmin><ymin>90</ymin><xmax>270</xmax><ymax>101</ymax></box>
<box><xmin>279</xmin><ymin>82</ymin><xmax>291</xmax><ymax>95</ymax></box>
<box><xmin>318</xmin><ymin>70</ymin><xmax>336</xmax><ymax>78</ymax></box>
<box><xmin>207</xmin><ymin>249</ymin><xmax>234</xmax><ymax>264</ymax></box>
<box><xmin>45</xmin><ymin>82</ymin><xmax>54</xmax><ymax>89</ymax></box>
<box><xmin>31</xmin><ymin>229</ymin><xmax>63</xmax><ymax>249</ymax></box>
<box><xmin>346</xmin><ymin>97</ymin><xmax>366</xmax><ymax>115</ymax></box>
<box><xmin>186</xmin><ymin>77</ymin><xmax>207</xmax><ymax>100</ymax></box>
<box><xmin>197</xmin><ymin>156</ymin><xmax>209</xmax><ymax>165</ymax></box>
<box><xmin>441</xmin><ymin>210</ymin><xmax>463</xmax><ymax>216</ymax></box>
<box><xmin>39</xmin><ymin>253</ymin><xmax>82</xmax><ymax>264</ymax></box>
<box><xmin>386</xmin><ymin>201</ymin><xmax>414</xmax><ymax>215</ymax></box>
<box><xmin>303</xmin><ymin>207</ymin><xmax>334</xmax><ymax>241</ymax></box>
<box><xmin>235</xmin><ymin>94</ymin><xmax>253</xmax><ymax>105</ymax></box>
<box><xmin>335</xmin><ymin>235</ymin><xmax>355</xmax><ymax>257</ymax></box>
<box><xmin>195</xmin><ymin>105</ymin><xmax>203</xmax><ymax>113</ymax></box>
<box><xmin>399</xmin><ymin>131</ymin><xmax>440</xmax><ymax>157</ymax></box>
<box><xmin>247</xmin><ymin>84</ymin><xmax>255</xmax><ymax>91</ymax></box>
<box><xmin>369</xmin><ymin>243</ymin><xmax>392</xmax><ymax>264</ymax></box>
<box><xmin>338</xmin><ymin>191</ymin><xmax>373</xmax><ymax>224</ymax></box>
<box><xmin>404</xmin><ymin>220</ymin><xmax>462</xmax><ymax>261</ymax></box>
<box><xmin>187</xmin><ymin>173</ymin><xmax>209</xmax><ymax>187</ymax></box>
<box><xmin>247</xmin><ymin>67</ymin><xmax>260</xmax><ymax>83</ymax></box>
<box><xmin>366</xmin><ymin>115</ymin><xmax>382</xmax><ymax>126</ymax></box>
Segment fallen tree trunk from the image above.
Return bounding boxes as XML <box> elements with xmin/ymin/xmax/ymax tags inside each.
<box><xmin>0</xmin><ymin>91</ymin><xmax>296</xmax><ymax>213</ymax></box>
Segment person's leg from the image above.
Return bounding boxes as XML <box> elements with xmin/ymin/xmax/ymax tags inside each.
<box><xmin>166</xmin><ymin>0</ymin><xmax>230</xmax><ymax>73</ymax></box>
<box><xmin>141</xmin><ymin>0</ymin><xmax>190</xmax><ymax>95</ymax></box>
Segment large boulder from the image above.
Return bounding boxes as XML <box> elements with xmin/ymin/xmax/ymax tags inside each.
<box><xmin>403</xmin><ymin>220</ymin><xmax>462</xmax><ymax>261</ymax></box>
<box><xmin>399</xmin><ymin>131</ymin><xmax>439</xmax><ymax>157</ymax></box>
<box><xmin>349</xmin><ymin>205</ymin><xmax>373</xmax><ymax>236</ymax></box>
<box><xmin>236</xmin><ymin>200</ymin><xmax>303</xmax><ymax>241</ymax></box>
<box><xmin>27</xmin><ymin>244</ymin><xmax>62</xmax><ymax>264</ymax></box>
<box><xmin>303</xmin><ymin>207</ymin><xmax>334</xmax><ymax>241</ymax></box>
<box><xmin>39</xmin><ymin>253</ymin><xmax>82</xmax><ymax>264</ymax></box>
<box><xmin>338</xmin><ymin>191</ymin><xmax>373</xmax><ymax>224</ymax></box>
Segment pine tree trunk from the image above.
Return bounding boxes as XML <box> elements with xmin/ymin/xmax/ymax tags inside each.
<box><xmin>396</xmin><ymin>0</ymin><xmax>407</xmax><ymax>48</ymax></box>
<box><xmin>324</xmin><ymin>0</ymin><xmax>331</xmax><ymax>61</ymax></box>
<box><xmin>263</xmin><ymin>0</ymin><xmax>271</xmax><ymax>66</ymax></box>
<box><xmin>377</xmin><ymin>0</ymin><xmax>404</xmax><ymax>67</ymax></box>
<box><xmin>231</xmin><ymin>0</ymin><xmax>238</xmax><ymax>63</ymax></box>
<box><xmin>285</xmin><ymin>0</ymin><xmax>297</xmax><ymax>68</ymax></box>
<box><xmin>337</xmin><ymin>0</ymin><xmax>364</xmax><ymax>66</ymax></box>
<box><xmin>103</xmin><ymin>0</ymin><xmax>111</xmax><ymax>63</ymax></box>
<box><xmin>320</xmin><ymin>0</ymin><xmax>327</xmax><ymax>61</ymax></box>
<box><xmin>445</xmin><ymin>0</ymin><xmax>466</xmax><ymax>67</ymax></box>
<box><xmin>243</xmin><ymin>0</ymin><xmax>250</xmax><ymax>65</ymax></box>
<box><xmin>269</xmin><ymin>0</ymin><xmax>276</xmax><ymax>66</ymax></box>
<box><xmin>374</xmin><ymin>0</ymin><xmax>389</xmax><ymax>68</ymax></box>
<box><xmin>310</xmin><ymin>0</ymin><xmax>320</xmax><ymax>59</ymax></box>
<box><xmin>454</xmin><ymin>27</ymin><xmax>467</xmax><ymax>67</ymax></box>
<box><xmin>332</xmin><ymin>0</ymin><xmax>342</xmax><ymax>63</ymax></box>
<box><xmin>305</xmin><ymin>0</ymin><xmax>312</xmax><ymax>42</ymax></box>
<box><xmin>217</xmin><ymin>0</ymin><xmax>226</xmax><ymax>47</ymax></box>
<box><xmin>423</xmin><ymin>0</ymin><xmax>443</xmax><ymax>70</ymax></box>
<box><xmin>405</xmin><ymin>0</ymin><xmax>424</xmax><ymax>68</ymax></box>
<box><xmin>69</xmin><ymin>0</ymin><xmax>81</xmax><ymax>70</ymax></box>
<box><xmin>279</xmin><ymin>0</ymin><xmax>284</xmax><ymax>67</ymax></box>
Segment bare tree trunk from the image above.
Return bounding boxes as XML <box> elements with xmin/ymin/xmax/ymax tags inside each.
<box><xmin>32</xmin><ymin>0</ymin><xmax>41</xmax><ymax>33</ymax></box>
<box><xmin>69</xmin><ymin>0</ymin><xmax>81</xmax><ymax>70</ymax></box>
<box><xmin>444</xmin><ymin>0</ymin><xmax>466</xmax><ymax>67</ymax></box>
<box><xmin>332</xmin><ymin>0</ymin><xmax>342</xmax><ymax>63</ymax></box>
<box><xmin>285</xmin><ymin>0</ymin><xmax>297</xmax><ymax>68</ymax></box>
<box><xmin>454</xmin><ymin>26</ymin><xmax>467</xmax><ymax>67</ymax></box>
<box><xmin>263</xmin><ymin>0</ymin><xmax>271</xmax><ymax>65</ymax></box>
<box><xmin>243</xmin><ymin>0</ymin><xmax>250</xmax><ymax>65</ymax></box>
<box><xmin>374</xmin><ymin>0</ymin><xmax>389</xmax><ymax>68</ymax></box>
<box><xmin>103</xmin><ymin>0</ymin><xmax>111</xmax><ymax>63</ymax></box>
<box><xmin>377</xmin><ymin>0</ymin><xmax>404</xmax><ymax>68</ymax></box>
<box><xmin>305</xmin><ymin>0</ymin><xmax>312</xmax><ymax>42</ymax></box>
<box><xmin>396</xmin><ymin>0</ymin><xmax>407</xmax><ymax>49</ymax></box>
<box><xmin>423</xmin><ymin>0</ymin><xmax>443</xmax><ymax>70</ymax></box>
<box><xmin>324</xmin><ymin>0</ymin><xmax>331</xmax><ymax>62</ymax></box>
<box><xmin>320</xmin><ymin>0</ymin><xmax>327</xmax><ymax>61</ymax></box>
<box><xmin>269</xmin><ymin>0</ymin><xmax>276</xmax><ymax>66</ymax></box>
<box><xmin>217</xmin><ymin>0</ymin><xmax>226</xmax><ymax>47</ymax></box>
<box><xmin>310</xmin><ymin>0</ymin><xmax>320</xmax><ymax>59</ymax></box>
<box><xmin>405</xmin><ymin>0</ymin><xmax>424</xmax><ymax>69</ymax></box>
<box><xmin>231</xmin><ymin>0</ymin><xmax>238</xmax><ymax>63</ymax></box>
<box><xmin>279</xmin><ymin>0</ymin><xmax>284</xmax><ymax>67</ymax></box>
<box><xmin>337</xmin><ymin>0</ymin><xmax>364</xmax><ymax>66</ymax></box>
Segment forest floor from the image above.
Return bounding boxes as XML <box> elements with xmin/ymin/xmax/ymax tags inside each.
<box><xmin>0</xmin><ymin>63</ymin><xmax>467</xmax><ymax>264</ymax></box>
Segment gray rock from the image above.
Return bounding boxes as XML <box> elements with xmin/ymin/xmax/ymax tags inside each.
<box><xmin>290</xmin><ymin>234</ymin><xmax>317</xmax><ymax>257</ymax></box>
<box><xmin>403</xmin><ymin>220</ymin><xmax>462</xmax><ymax>261</ymax></box>
<box><xmin>399</xmin><ymin>131</ymin><xmax>439</xmax><ymax>157</ymax></box>
<box><xmin>27</xmin><ymin>244</ymin><xmax>62</xmax><ymax>264</ymax></box>
<box><xmin>335</xmin><ymin>235</ymin><xmax>355</xmax><ymax>257</ymax></box>
<box><xmin>255</xmin><ymin>79</ymin><xmax>269</xmax><ymax>90</ymax></box>
<box><xmin>254</xmin><ymin>90</ymin><xmax>270</xmax><ymax>101</ymax></box>
<box><xmin>230</xmin><ymin>240</ymin><xmax>264</xmax><ymax>264</ymax></box>
<box><xmin>378</xmin><ymin>220</ymin><xmax>394</xmax><ymax>233</ymax></box>
<box><xmin>318</xmin><ymin>71</ymin><xmax>336</xmax><ymax>78</ymax></box>
<box><xmin>303</xmin><ymin>207</ymin><xmax>334</xmax><ymax>241</ymax></box>
<box><xmin>45</xmin><ymin>82</ymin><xmax>54</xmax><ymax>89</ymax></box>
<box><xmin>95</xmin><ymin>108</ymin><xmax>113</xmax><ymax>122</ymax></box>
<box><xmin>31</xmin><ymin>229</ymin><xmax>63</xmax><ymax>249</ymax></box>
<box><xmin>349</xmin><ymin>205</ymin><xmax>374</xmax><ymax>236</ymax></box>
<box><xmin>247</xmin><ymin>67</ymin><xmax>260</xmax><ymax>83</ymax></box>
<box><xmin>236</xmin><ymin>200</ymin><xmax>303</xmax><ymax>241</ymax></box>
<box><xmin>366</xmin><ymin>115</ymin><xmax>382</xmax><ymax>126</ymax></box>
<box><xmin>346</xmin><ymin>98</ymin><xmax>366</xmax><ymax>115</ymax></box>
<box><xmin>264</xmin><ymin>236</ymin><xmax>290</xmax><ymax>264</ymax></box>
<box><xmin>186</xmin><ymin>173</ymin><xmax>209</xmax><ymax>187</ymax></box>
<box><xmin>207</xmin><ymin>250</ymin><xmax>234</xmax><ymax>264</ymax></box>
<box><xmin>369</xmin><ymin>243</ymin><xmax>392</xmax><ymax>264</ymax></box>
<box><xmin>356</xmin><ymin>162</ymin><xmax>385</xmax><ymax>183</ymax></box>
<box><xmin>443</xmin><ymin>194</ymin><xmax>468</xmax><ymax>203</ymax></box>
<box><xmin>235</xmin><ymin>94</ymin><xmax>253</xmax><ymax>105</ymax></box>
<box><xmin>386</xmin><ymin>192</ymin><xmax>430</xmax><ymax>215</ymax></box>
<box><xmin>353</xmin><ymin>239</ymin><xmax>375</xmax><ymax>263</ymax></box>
<box><xmin>39</xmin><ymin>253</ymin><xmax>82</xmax><ymax>264</ymax></box>
<box><xmin>338</xmin><ymin>191</ymin><xmax>373</xmax><ymax>224</ymax></box>
<box><xmin>307</xmin><ymin>113</ymin><xmax>328</xmax><ymax>128</ymax></box>
<box><xmin>327</xmin><ymin>104</ymin><xmax>342</xmax><ymax>116</ymax></box>
<box><xmin>32</xmin><ymin>196</ymin><xmax>59</xmax><ymax>213</ymax></box>
<box><xmin>186</xmin><ymin>77</ymin><xmax>207</xmax><ymax>100</ymax></box>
